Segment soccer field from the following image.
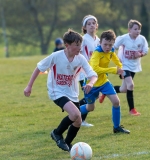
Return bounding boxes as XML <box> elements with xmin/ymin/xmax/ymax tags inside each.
<box><xmin>0</xmin><ymin>55</ymin><xmax>150</xmax><ymax>160</ymax></box>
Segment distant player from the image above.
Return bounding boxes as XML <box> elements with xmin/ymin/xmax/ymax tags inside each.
<box><xmin>100</xmin><ymin>19</ymin><xmax>149</xmax><ymax>116</ymax></box>
<box><xmin>80</xmin><ymin>30</ymin><xmax>130</xmax><ymax>134</ymax></box>
<box><xmin>53</xmin><ymin>38</ymin><xmax>65</xmax><ymax>52</ymax></box>
<box><xmin>79</xmin><ymin>15</ymin><xmax>100</xmax><ymax>127</ymax></box>
<box><xmin>24</xmin><ymin>29</ymin><xmax>97</xmax><ymax>152</ymax></box>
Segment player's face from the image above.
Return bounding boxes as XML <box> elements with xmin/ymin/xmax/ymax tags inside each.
<box><xmin>100</xmin><ymin>38</ymin><xmax>114</xmax><ymax>53</ymax></box>
<box><xmin>67</xmin><ymin>42</ymin><xmax>81</xmax><ymax>56</ymax></box>
<box><xmin>84</xmin><ymin>19</ymin><xmax>98</xmax><ymax>34</ymax></box>
<box><xmin>129</xmin><ymin>24</ymin><xmax>141</xmax><ymax>39</ymax></box>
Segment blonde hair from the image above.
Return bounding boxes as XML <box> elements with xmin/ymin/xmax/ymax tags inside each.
<box><xmin>128</xmin><ymin>19</ymin><xmax>142</xmax><ymax>29</ymax></box>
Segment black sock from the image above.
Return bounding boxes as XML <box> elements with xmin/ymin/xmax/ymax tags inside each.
<box><xmin>114</xmin><ymin>86</ymin><xmax>120</xmax><ymax>93</ymax></box>
<box><xmin>65</xmin><ymin>125</ymin><xmax>80</xmax><ymax>145</ymax></box>
<box><xmin>55</xmin><ymin>116</ymin><xmax>73</xmax><ymax>135</ymax></box>
<box><xmin>127</xmin><ymin>90</ymin><xmax>134</xmax><ymax>111</ymax></box>
<box><xmin>81</xmin><ymin>113</ymin><xmax>88</xmax><ymax>121</ymax></box>
<box><xmin>79</xmin><ymin>98</ymin><xmax>87</xmax><ymax>106</ymax></box>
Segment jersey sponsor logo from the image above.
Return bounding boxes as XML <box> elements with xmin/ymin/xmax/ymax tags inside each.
<box><xmin>56</xmin><ymin>74</ymin><xmax>73</xmax><ymax>87</ymax></box>
<box><xmin>124</xmin><ymin>50</ymin><xmax>141</xmax><ymax>59</ymax></box>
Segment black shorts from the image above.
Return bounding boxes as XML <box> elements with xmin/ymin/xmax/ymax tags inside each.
<box><xmin>120</xmin><ymin>70</ymin><xmax>135</xmax><ymax>79</ymax></box>
<box><xmin>53</xmin><ymin>96</ymin><xmax>80</xmax><ymax>112</ymax></box>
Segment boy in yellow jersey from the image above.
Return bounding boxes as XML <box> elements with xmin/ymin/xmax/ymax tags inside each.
<box><xmin>80</xmin><ymin>30</ymin><xmax>130</xmax><ymax>133</ymax></box>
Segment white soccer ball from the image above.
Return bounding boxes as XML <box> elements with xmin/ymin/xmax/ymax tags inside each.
<box><xmin>70</xmin><ymin>142</ymin><xmax>92</xmax><ymax>160</ymax></box>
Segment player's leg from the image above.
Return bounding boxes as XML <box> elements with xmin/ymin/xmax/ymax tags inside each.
<box><xmin>114</xmin><ymin>78</ymin><xmax>127</xmax><ymax>93</ymax></box>
<box><xmin>103</xmin><ymin>82</ymin><xmax>130</xmax><ymax>133</ymax></box>
<box><xmin>114</xmin><ymin>71</ymin><xmax>140</xmax><ymax>115</ymax></box>
<box><xmin>64</xmin><ymin>101</ymin><xmax>81</xmax><ymax>151</ymax></box>
<box><xmin>79</xmin><ymin>97</ymin><xmax>91</xmax><ymax>127</ymax></box>
<box><xmin>80</xmin><ymin>87</ymin><xmax>98</xmax><ymax>126</ymax></box>
<box><xmin>79</xmin><ymin>79</ymin><xmax>92</xmax><ymax>126</ymax></box>
<box><xmin>108</xmin><ymin>94</ymin><xmax>130</xmax><ymax>134</ymax></box>
<box><xmin>51</xmin><ymin>97</ymin><xmax>81</xmax><ymax>151</ymax></box>
<box><xmin>124</xmin><ymin>75</ymin><xmax>140</xmax><ymax>115</ymax></box>
<box><xmin>121</xmin><ymin>71</ymin><xmax>140</xmax><ymax>115</ymax></box>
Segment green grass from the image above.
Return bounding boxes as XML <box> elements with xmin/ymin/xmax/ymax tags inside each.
<box><xmin>0</xmin><ymin>54</ymin><xmax>150</xmax><ymax>160</ymax></box>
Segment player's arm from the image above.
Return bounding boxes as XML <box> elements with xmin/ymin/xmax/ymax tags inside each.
<box><xmin>89</xmin><ymin>51</ymin><xmax>118</xmax><ymax>75</ymax></box>
<box><xmin>114</xmin><ymin>35</ymin><xmax>124</xmax><ymax>50</ymax></box>
<box><xmin>83</xmin><ymin>76</ymin><xmax>98</xmax><ymax>94</ymax></box>
<box><xmin>135</xmin><ymin>37</ymin><xmax>149</xmax><ymax>58</ymax></box>
<box><xmin>81</xmin><ymin>56</ymin><xmax>98</xmax><ymax>94</ymax></box>
<box><xmin>24</xmin><ymin>54</ymin><xmax>54</xmax><ymax>97</ymax></box>
<box><xmin>24</xmin><ymin>67</ymin><xmax>40</xmax><ymax>97</ymax></box>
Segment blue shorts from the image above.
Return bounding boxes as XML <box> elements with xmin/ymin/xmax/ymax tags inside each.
<box><xmin>84</xmin><ymin>81</ymin><xmax>116</xmax><ymax>104</ymax></box>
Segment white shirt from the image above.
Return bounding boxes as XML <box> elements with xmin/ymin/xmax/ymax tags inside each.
<box><xmin>79</xmin><ymin>34</ymin><xmax>100</xmax><ymax>80</ymax></box>
<box><xmin>81</xmin><ymin>33</ymin><xmax>100</xmax><ymax>61</ymax></box>
<box><xmin>114</xmin><ymin>33</ymin><xmax>149</xmax><ymax>72</ymax></box>
<box><xmin>37</xmin><ymin>50</ymin><xmax>97</xmax><ymax>102</ymax></box>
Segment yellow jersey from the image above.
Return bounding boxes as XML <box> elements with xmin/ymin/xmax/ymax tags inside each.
<box><xmin>89</xmin><ymin>46</ymin><xmax>122</xmax><ymax>87</ymax></box>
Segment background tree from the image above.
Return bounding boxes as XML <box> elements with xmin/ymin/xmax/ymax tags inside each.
<box><xmin>0</xmin><ymin>0</ymin><xmax>149</xmax><ymax>57</ymax></box>
<box><xmin>140</xmin><ymin>0</ymin><xmax>149</xmax><ymax>40</ymax></box>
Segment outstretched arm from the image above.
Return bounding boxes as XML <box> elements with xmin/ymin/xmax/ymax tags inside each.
<box><xmin>83</xmin><ymin>76</ymin><xmax>97</xmax><ymax>94</ymax></box>
<box><xmin>24</xmin><ymin>67</ymin><xmax>40</xmax><ymax>97</ymax></box>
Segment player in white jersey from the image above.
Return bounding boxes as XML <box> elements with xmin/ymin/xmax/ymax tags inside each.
<box><xmin>100</xmin><ymin>19</ymin><xmax>149</xmax><ymax>116</ymax></box>
<box><xmin>24</xmin><ymin>29</ymin><xmax>97</xmax><ymax>152</ymax></box>
<box><xmin>79</xmin><ymin>15</ymin><xmax>100</xmax><ymax>127</ymax></box>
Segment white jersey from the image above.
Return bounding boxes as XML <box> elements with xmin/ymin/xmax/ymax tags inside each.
<box><xmin>79</xmin><ymin>34</ymin><xmax>100</xmax><ymax>80</ymax></box>
<box><xmin>114</xmin><ymin>33</ymin><xmax>149</xmax><ymax>72</ymax></box>
<box><xmin>81</xmin><ymin>33</ymin><xmax>100</xmax><ymax>61</ymax></box>
<box><xmin>37</xmin><ymin>50</ymin><xmax>97</xmax><ymax>102</ymax></box>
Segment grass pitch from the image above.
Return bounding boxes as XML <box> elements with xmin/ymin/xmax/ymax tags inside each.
<box><xmin>0</xmin><ymin>55</ymin><xmax>150</xmax><ymax>160</ymax></box>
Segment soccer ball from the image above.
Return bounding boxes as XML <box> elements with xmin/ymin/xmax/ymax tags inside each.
<box><xmin>70</xmin><ymin>142</ymin><xmax>92</xmax><ymax>160</ymax></box>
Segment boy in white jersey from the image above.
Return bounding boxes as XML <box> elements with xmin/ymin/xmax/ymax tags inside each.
<box><xmin>24</xmin><ymin>29</ymin><xmax>97</xmax><ymax>152</ymax></box>
<box><xmin>100</xmin><ymin>19</ymin><xmax>149</xmax><ymax>116</ymax></box>
<box><xmin>79</xmin><ymin>15</ymin><xmax>100</xmax><ymax>127</ymax></box>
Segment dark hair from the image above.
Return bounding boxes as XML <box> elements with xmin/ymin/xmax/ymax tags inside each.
<box><xmin>55</xmin><ymin>38</ymin><xmax>63</xmax><ymax>45</ymax></box>
<box><xmin>128</xmin><ymin>19</ymin><xmax>142</xmax><ymax>29</ymax></box>
<box><xmin>100</xmin><ymin>30</ymin><xmax>116</xmax><ymax>43</ymax></box>
<box><xmin>63</xmin><ymin>29</ymin><xmax>83</xmax><ymax>44</ymax></box>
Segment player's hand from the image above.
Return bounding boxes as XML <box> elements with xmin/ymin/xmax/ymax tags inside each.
<box><xmin>83</xmin><ymin>83</ymin><xmax>93</xmax><ymax>94</ymax></box>
<box><xmin>117</xmin><ymin>67</ymin><xmax>124</xmax><ymax>79</ymax></box>
<box><xmin>24</xmin><ymin>86</ymin><xmax>32</xmax><ymax>97</ymax></box>
<box><xmin>134</xmin><ymin>51</ymin><xmax>142</xmax><ymax>59</ymax></box>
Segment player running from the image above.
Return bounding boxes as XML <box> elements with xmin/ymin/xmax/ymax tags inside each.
<box><xmin>24</xmin><ymin>29</ymin><xmax>97</xmax><ymax>152</ymax></box>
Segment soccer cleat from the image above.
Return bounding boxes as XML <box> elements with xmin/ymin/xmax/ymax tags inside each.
<box><xmin>129</xmin><ymin>108</ymin><xmax>141</xmax><ymax>116</ymax></box>
<box><xmin>113</xmin><ymin>125</ymin><xmax>130</xmax><ymax>134</ymax></box>
<box><xmin>99</xmin><ymin>94</ymin><xmax>106</xmax><ymax>103</ymax></box>
<box><xmin>81</xmin><ymin>121</ymin><xmax>94</xmax><ymax>127</ymax></box>
<box><xmin>67</xmin><ymin>143</ymin><xmax>73</xmax><ymax>152</ymax></box>
<box><xmin>50</xmin><ymin>130</ymin><xmax>69</xmax><ymax>151</ymax></box>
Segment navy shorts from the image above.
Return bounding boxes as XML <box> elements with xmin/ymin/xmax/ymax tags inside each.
<box><xmin>84</xmin><ymin>81</ymin><xmax>116</xmax><ymax>104</ymax></box>
<box><xmin>120</xmin><ymin>70</ymin><xmax>135</xmax><ymax>79</ymax></box>
<box><xmin>54</xmin><ymin>96</ymin><xmax>80</xmax><ymax>112</ymax></box>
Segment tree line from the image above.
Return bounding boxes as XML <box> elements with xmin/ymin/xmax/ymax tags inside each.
<box><xmin>0</xmin><ymin>0</ymin><xmax>149</xmax><ymax>57</ymax></box>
